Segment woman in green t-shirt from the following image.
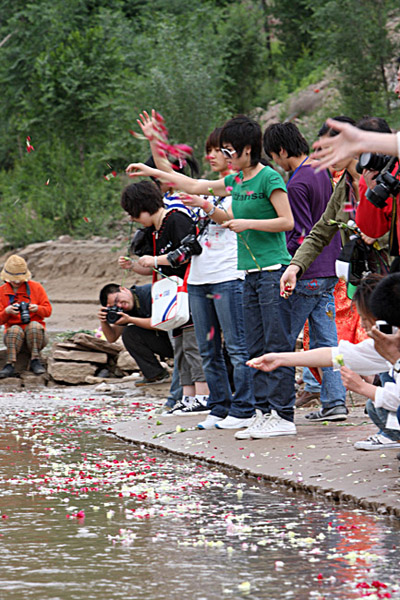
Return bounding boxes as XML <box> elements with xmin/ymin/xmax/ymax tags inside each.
<box><xmin>126</xmin><ymin>114</ymin><xmax>297</xmax><ymax>441</ymax></box>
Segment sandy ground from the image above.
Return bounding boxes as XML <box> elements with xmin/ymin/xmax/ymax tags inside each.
<box><xmin>0</xmin><ymin>236</ymin><xmax>151</xmax><ymax>332</ymax></box>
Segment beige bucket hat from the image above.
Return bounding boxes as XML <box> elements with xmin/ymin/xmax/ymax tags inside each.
<box><xmin>0</xmin><ymin>255</ymin><xmax>31</xmax><ymax>282</ymax></box>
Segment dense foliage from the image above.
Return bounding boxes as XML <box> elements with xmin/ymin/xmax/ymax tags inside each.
<box><xmin>0</xmin><ymin>0</ymin><xmax>399</xmax><ymax>247</ymax></box>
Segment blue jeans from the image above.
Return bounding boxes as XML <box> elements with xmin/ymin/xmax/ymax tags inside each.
<box><xmin>243</xmin><ymin>268</ymin><xmax>295</xmax><ymax>422</ymax></box>
<box><xmin>165</xmin><ymin>360</ymin><xmax>182</xmax><ymax>408</ymax></box>
<box><xmin>291</xmin><ymin>277</ymin><xmax>346</xmax><ymax>409</ymax></box>
<box><xmin>303</xmin><ymin>367</ymin><xmax>321</xmax><ymax>393</ymax></box>
<box><xmin>366</xmin><ymin>399</ymin><xmax>400</xmax><ymax>441</ymax></box>
<box><xmin>188</xmin><ymin>280</ymin><xmax>255</xmax><ymax>418</ymax></box>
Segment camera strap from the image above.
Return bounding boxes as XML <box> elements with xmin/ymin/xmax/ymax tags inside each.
<box><xmin>8</xmin><ymin>281</ymin><xmax>31</xmax><ymax>305</ymax></box>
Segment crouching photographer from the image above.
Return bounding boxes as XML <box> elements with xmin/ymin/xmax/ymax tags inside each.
<box><xmin>0</xmin><ymin>255</ymin><xmax>52</xmax><ymax>378</ymax></box>
<box><xmin>99</xmin><ymin>282</ymin><xmax>173</xmax><ymax>386</ymax></box>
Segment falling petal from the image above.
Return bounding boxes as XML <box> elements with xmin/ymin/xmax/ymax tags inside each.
<box><xmin>207</xmin><ymin>326</ymin><xmax>215</xmax><ymax>341</ymax></box>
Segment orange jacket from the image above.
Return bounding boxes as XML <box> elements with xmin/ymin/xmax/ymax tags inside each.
<box><xmin>0</xmin><ymin>280</ymin><xmax>52</xmax><ymax>330</ymax></box>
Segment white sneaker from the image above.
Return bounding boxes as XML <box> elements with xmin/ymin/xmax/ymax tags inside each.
<box><xmin>215</xmin><ymin>415</ymin><xmax>255</xmax><ymax>430</ymax></box>
<box><xmin>250</xmin><ymin>410</ymin><xmax>296</xmax><ymax>439</ymax></box>
<box><xmin>235</xmin><ymin>410</ymin><xmax>265</xmax><ymax>440</ymax></box>
<box><xmin>354</xmin><ymin>433</ymin><xmax>400</xmax><ymax>451</ymax></box>
<box><xmin>197</xmin><ymin>414</ymin><xmax>223</xmax><ymax>429</ymax></box>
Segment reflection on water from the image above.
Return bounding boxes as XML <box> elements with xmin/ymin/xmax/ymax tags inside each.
<box><xmin>0</xmin><ymin>390</ymin><xmax>399</xmax><ymax>600</ymax></box>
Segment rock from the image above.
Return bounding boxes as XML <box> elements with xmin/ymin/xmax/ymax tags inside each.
<box><xmin>21</xmin><ymin>372</ymin><xmax>48</xmax><ymax>388</ymax></box>
<box><xmin>52</xmin><ymin>349</ymin><xmax>108</xmax><ymax>363</ymax></box>
<box><xmin>94</xmin><ymin>382</ymin><xmax>114</xmax><ymax>392</ymax></box>
<box><xmin>117</xmin><ymin>350</ymin><xmax>139</xmax><ymax>371</ymax></box>
<box><xmin>47</xmin><ymin>357</ymin><xmax>97</xmax><ymax>384</ymax></box>
<box><xmin>72</xmin><ymin>333</ymin><xmax>122</xmax><ymax>355</ymax></box>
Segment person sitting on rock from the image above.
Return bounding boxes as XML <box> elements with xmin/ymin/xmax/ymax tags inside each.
<box><xmin>0</xmin><ymin>255</ymin><xmax>52</xmax><ymax>377</ymax></box>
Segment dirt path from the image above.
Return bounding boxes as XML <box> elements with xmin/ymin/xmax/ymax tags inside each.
<box><xmin>0</xmin><ymin>236</ymin><xmax>151</xmax><ymax>332</ymax></box>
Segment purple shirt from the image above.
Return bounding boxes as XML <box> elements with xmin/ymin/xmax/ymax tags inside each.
<box><xmin>286</xmin><ymin>164</ymin><xmax>341</xmax><ymax>280</ymax></box>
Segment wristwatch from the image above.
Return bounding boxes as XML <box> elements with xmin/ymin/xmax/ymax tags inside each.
<box><xmin>205</xmin><ymin>204</ymin><xmax>216</xmax><ymax>216</ymax></box>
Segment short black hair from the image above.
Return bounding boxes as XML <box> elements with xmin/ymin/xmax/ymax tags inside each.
<box><xmin>121</xmin><ymin>181</ymin><xmax>163</xmax><ymax>218</ymax></box>
<box><xmin>318</xmin><ymin>116</ymin><xmax>356</xmax><ymax>138</ymax></box>
<box><xmin>352</xmin><ymin>273</ymin><xmax>384</xmax><ymax>318</ymax></box>
<box><xmin>220</xmin><ymin>115</ymin><xmax>261</xmax><ymax>167</ymax></box>
<box><xmin>356</xmin><ymin>115</ymin><xmax>392</xmax><ymax>134</ymax></box>
<box><xmin>205</xmin><ymin>127</ymin><xmax>222</xmax><ymax>154</ymax></box>
<box><xmin>263</xmin><ymin>122</ymin><xmax>309</xmax><ymax>158</ymax></box>
<box><xmin>99</xmin><ymin>283</ymin><xmax>120</xmax><ymax>307</ymax></box>
<box><xmin>369</xmin><ymin>273</ymin><xmax>400</xmax><ymax>327</ymax></box>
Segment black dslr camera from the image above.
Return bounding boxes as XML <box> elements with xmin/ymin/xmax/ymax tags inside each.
<box><xmin>366</xmin><ymin>156</ymin><xmax>400</xmax><ymax>209</ymax></box>
<box><xmin>167</xmin><ymin>233</ymin><xmax>203</xmax><ymax>268</ymax></box>
<box><xmin>14</xmin><ymin>301</ymin><xmax>30</xmax><ymax>324</ymax></box>
<box><xmin>356</xmin><ymin>152</ymin><xmax>392</xmax><ymax>175</ymax></box>
<box><xmin>105</xmin><ymin>305</ymin><xmax>123</xmax><ymax>324</ymax></box>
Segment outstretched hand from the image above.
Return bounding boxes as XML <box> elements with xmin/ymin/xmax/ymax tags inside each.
<box><xmin>126</xmin><ymin>163</ymin><xmax>156</xmax><ymax>178</ymax></box>
<box><xmin>247</xmin><ymin>353</ymin><xmax>285</xmax><ymax>372</ymax></box>
<box><xmin>310</xmin><ymin>119</ymin><xmax>364</xmax><ymax>170</ymax></box>
<box><xmin>179</xmin><ymin>193</ymin><xmax>204</xmax><ymax>208</ymax></box>
<box><xmin>137</xmin><ymin>110</ymin><xmax>157</xmax><ymax>140</ymax></box>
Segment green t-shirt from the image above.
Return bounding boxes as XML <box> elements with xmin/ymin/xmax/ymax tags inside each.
<box><xmin>225</xmin><ymin>166</ymin><xmax>292</xmax><ymax>270</ymax></box>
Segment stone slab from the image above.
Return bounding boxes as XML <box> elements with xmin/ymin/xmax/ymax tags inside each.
<box><xmin>52</xmin><ymin>349</ymin><xmax>108</xmax><ymax>363</ymax></box>
<box><xmin>108</xmin><ymin>405</ymin><xmax>400</xmax><ymax>517</ymax></box>
<box><xmin>48</xmin><ymin>357</ymin><xmax>97</xmax><ymax>384</ymax></box>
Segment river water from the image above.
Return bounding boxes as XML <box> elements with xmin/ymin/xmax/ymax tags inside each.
<box><xmin>0</xmin><ymin>388</ymin><xmax>399</xmax><ymax>600</ymax></box>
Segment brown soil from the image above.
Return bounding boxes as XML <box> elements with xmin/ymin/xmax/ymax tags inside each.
<box><xmin>0</xmin><ymin>236</ymin><xmax>151</xmax><ymax>333</ymax></box>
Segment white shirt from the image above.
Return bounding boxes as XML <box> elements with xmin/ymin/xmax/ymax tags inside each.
<box><xmin>188</xmin><ymin>196</ymin><xmax>245</xmax><ymax>285</ymax></box>
<box><xmin>332</xmin><ymin>339</ymin><xmax>400</xmax><ymax>413</ymax></box>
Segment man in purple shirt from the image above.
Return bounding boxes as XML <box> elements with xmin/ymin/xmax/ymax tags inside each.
<box><xmin>263</xmin><ymin>122</ymin><xmax>347</xmax><ymax>421</ymax></box>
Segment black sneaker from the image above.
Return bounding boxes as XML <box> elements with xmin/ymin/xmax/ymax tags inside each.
<box><xmin>30</xmin><ymin>359</ymin><xmax>46</xmax><ymax>375</ymax></box>
<box><xmin>0</xmin><ymin>363</ymin><xmax>15</xmax><ymax>378</ymax></box>
<box><xmin>305</xmin><ymin>405</ymin><xmax>348</xmax><ymax>422</ymax></box>
<box><xmin>173</xmin><ymin>397</ymin><xmax>210</xmax><ymax>416</ymax></box>
<box><xmin>164</xmin><ymin>396</ymin><xmax>194</xmax><ymax>416</ymax></box>
<box><xmin>135</xmin><ymin>368</ymin><xmax>170</xmax><ymax>387</ymax></box>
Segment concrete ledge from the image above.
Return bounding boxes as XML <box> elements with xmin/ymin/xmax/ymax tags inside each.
<box><xmin>108</xmin><ymin>406</ymin><xmax>400</xmax><ymax>518</ymax></box>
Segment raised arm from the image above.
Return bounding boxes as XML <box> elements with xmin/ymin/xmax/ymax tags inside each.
<box><xmin>126</xmin><ymin>162</ymin><xmax>227</xmax><ymax>196</ymax></box>
<box><xmin>247</xmin><ymin>347</ymin><xmax>333</xmax><ymax>372</ymax></box>
<box><xmin>311</xmin><ymin>119</ymin><xmax>399</xmax><ymax>170</ymax></box>
<box><xmin>137</xmin><ymin>110</ymin><xmax>175</xmax><ymax>174</ymax></box>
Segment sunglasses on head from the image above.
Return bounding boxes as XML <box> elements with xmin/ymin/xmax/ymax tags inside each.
<box><xmin>220</xmin><ymin>147</ymin><xmax>237</xmax><ymax>158</ymax></box>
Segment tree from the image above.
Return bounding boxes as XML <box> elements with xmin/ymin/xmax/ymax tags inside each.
<box><xmin>311</xmin><ymin>0</ymin><xmax>395</xmax><ymax>118</ymax></box>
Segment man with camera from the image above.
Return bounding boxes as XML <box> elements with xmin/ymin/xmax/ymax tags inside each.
<box><xmin>98</xmin><ymin>282</ymin><xmax>173</xmax><ymax>386</ymax></box>
<box><xmin>0</xmin><ymin>255</ymin><xmax>52</xmax><ymax>378</ymax></box>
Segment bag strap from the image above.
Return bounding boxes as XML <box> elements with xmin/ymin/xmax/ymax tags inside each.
<box><xmin>178</xmin><ymin>264</ymin><xmax>190</xmax><ymax>292</ymax></box>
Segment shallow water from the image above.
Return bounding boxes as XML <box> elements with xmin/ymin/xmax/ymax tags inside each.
<box><xmin>0</xmin><ymin>389</ymin><xmax>399</xmax><ymax>600</ymax></box>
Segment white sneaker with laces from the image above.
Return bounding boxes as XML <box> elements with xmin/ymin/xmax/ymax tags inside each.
<box><xmin>197</xmin><ymin>414</ymin><xmax>223</xmax><ymax>429</ymax></box>
<box><xmin>234</xmin><ymin>410</ymin><xmax>265</xmax><ymax>440</ymax></box>
<box><xmin>215</xmin><ymin>415</ymin><xmax>255</xmax><ymax>430</ymax></box>
<box><xmin>354</xmin><ymin>433</ymin><xmax>400</xmax><ymax>450</ymax></box>
<box><xmin>250</xmin><ymin>409</ymin><xmax>296</xmax><ymax>439</ymax></box>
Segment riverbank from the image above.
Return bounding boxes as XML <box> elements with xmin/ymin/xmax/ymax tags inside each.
<box><xmin>109</xmin><ymin>387</ymin><xmax>400</xmax><ymax>518</ymax></box>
